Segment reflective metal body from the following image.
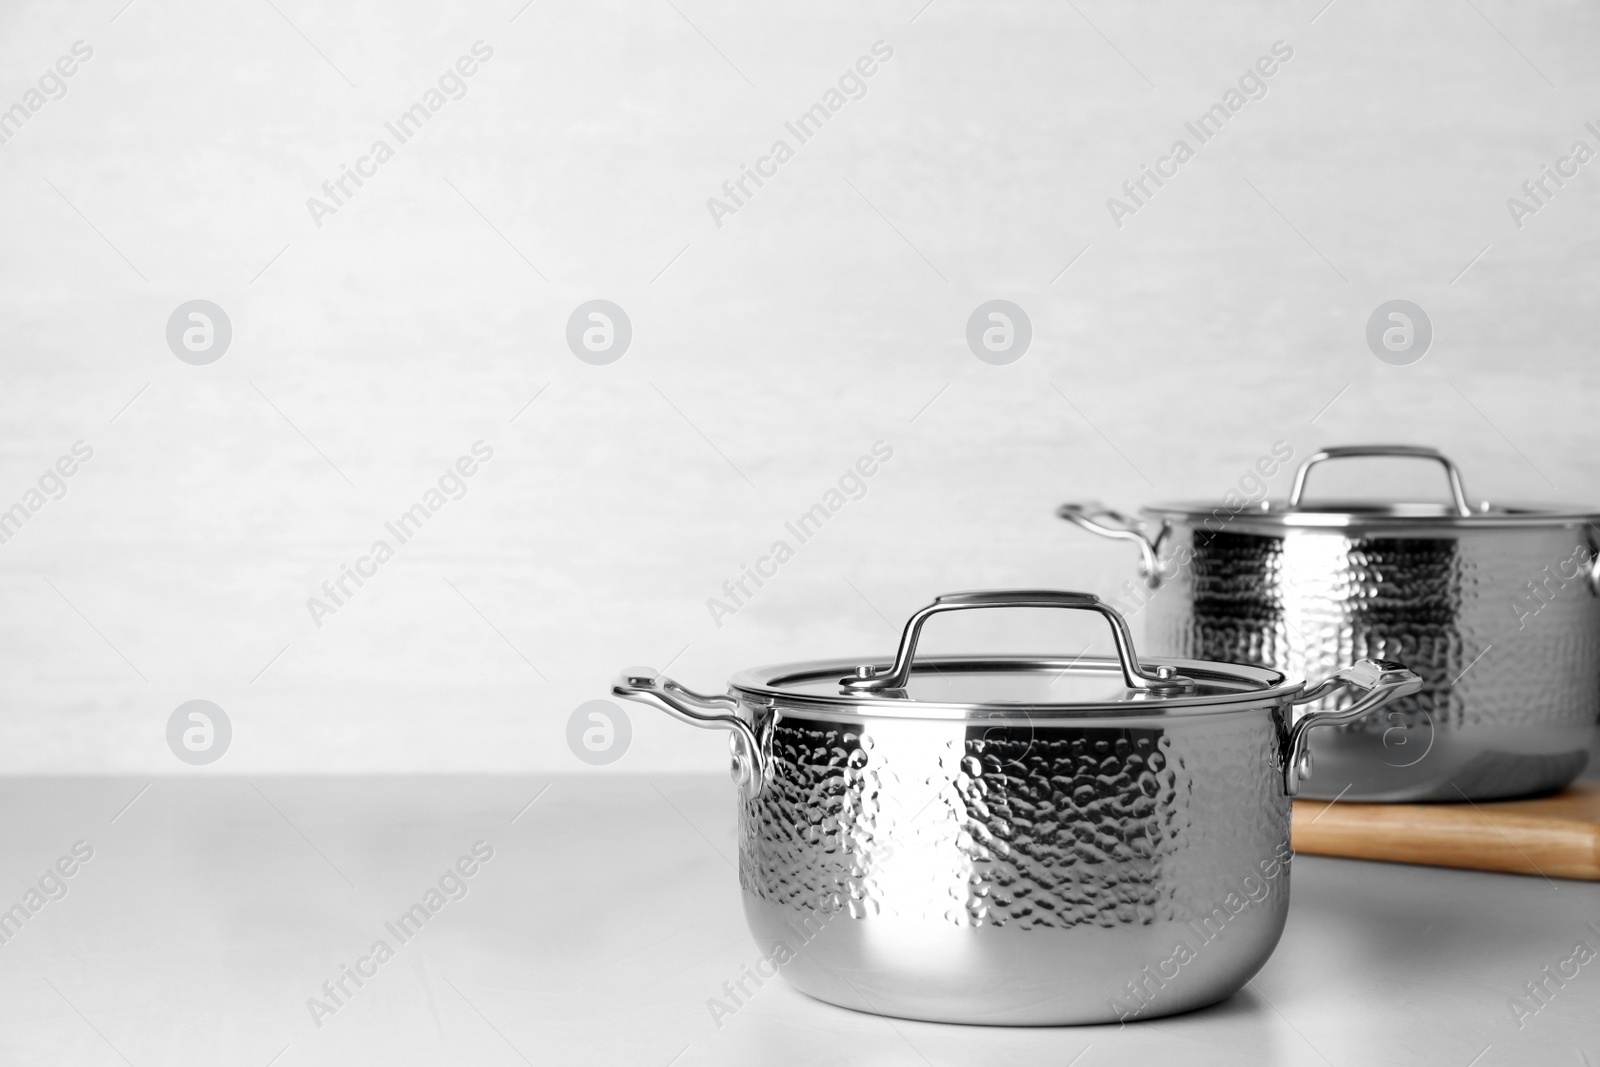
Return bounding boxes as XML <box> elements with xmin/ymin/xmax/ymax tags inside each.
<box><xmin>614</xmin><ymin>590</ymin><xmax>1419</xmax><ymax>1024</ymax></box>
<box><xmin>1060</xmin><ymin>446</ymin><xmax>1600</xmax><ymax>801</ymax></box>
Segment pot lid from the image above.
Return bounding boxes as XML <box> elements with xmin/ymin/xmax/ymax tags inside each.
<box><xmin>726</xmin><ymin>590</ymin><xmax>1301</xmax><ymax>719</ymax></box>
<box><xmin>1144</xmin><ymin>446</ymin><xmax>1600</xmax><ymax>530</ymax></box>
<box><xmin>730</xmin><ymin>653</ymin><xmax>1291</xmax><ymax>719</ymax></box>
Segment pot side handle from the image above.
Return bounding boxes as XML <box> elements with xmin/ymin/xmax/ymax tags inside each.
<box><xmin>1284</xmin><ymin>659</ymin><xmax>1423</xmax><ymax>796</ymax></box>
<box><xmin>1056</xmin><ymin>503</ymin><xmax>1168</xmax><ymax>588</ymax></box>
<box><xmin>612</xmin><ymin>669</ymin><xmax>765</xmax><ymax>798</ymax></box>
<box><xmin>1586</xmin><ymin>529</ymin><xmax>1600</xmax><ymax>596</ymax></box>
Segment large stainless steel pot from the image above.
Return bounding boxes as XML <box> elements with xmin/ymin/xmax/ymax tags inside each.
<box><xmin>1060</xmin><ymin>444</ymin><xmax>1600</xmax><ymax>802</ymax></box>
<box><xmin>613</xmin><ymin>590</ymin><xmax>1419</xmax><ymax>1025</ymax></box>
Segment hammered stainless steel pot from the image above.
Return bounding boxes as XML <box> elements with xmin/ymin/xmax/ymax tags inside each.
<box><xmin>1060</xmin><ymin>444</ymin><xmax>1600</xmax><ymax>802</ymax></box>
<box><xmin>613</xmin><ymin>590</ymin><xmax>1419</xmax><ymax>1025</ymax></box>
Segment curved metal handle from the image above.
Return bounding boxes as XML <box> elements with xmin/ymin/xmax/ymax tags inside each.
<box><xmin>840</xmin><ymin>589</ymin><xmax>1193</xmax><ymax>693</ymax></box>
<box><xmin>1283</xmin><ymin>659</ymin><xmax>1422</xmax><ymax>795</ymax></box>
<box><xmin>1057</xmin><ymin>503</ymin><xmax>1168</xmax><ymax>588</ymax></box>
<box><xmin>612</xmin><ymin>669</ymin><xmax>765</xmax><ymax>798</ymax></box>
<box><xmin>1585</xmin><ymin>527</ymin><xmax>1600</xmax><ymax>597</ymax></box>
<box><xmin>1287</xmin><ymin>445</ymin><xmax>1474</xmax><ymax>517</ymax></box>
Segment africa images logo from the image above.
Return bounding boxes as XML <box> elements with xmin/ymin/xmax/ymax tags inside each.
<box><xmin>306</xmin><ymin>441</ymin><xmax>494</xmax><ymax>628</ymax></box>
<box><xmin>704</xmin><ymin>41</ymin><xmax>894</xmax><ymax>229</ymax></box>
<box><xmin>304</xmin><ymin>42</ymin><xmax>495</xmax><ymax>229</ymax></box>
<box><xmin>1105</xmin><ymin>41</ymin><xmax>1294</xmax><ymax>228</ymax></box>
<box><xmin>0</xmin><ymin>40</ymin><xmax>93</xmax><ymax>148</ymax></box>
<box><xmin>306</xmin><ymin>842</ymin><xmax>495</xmax><ymax>1029</ymax></box>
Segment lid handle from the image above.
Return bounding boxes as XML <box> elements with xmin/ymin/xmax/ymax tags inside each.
<box><xmin>1286</xmin><ymin>445</ymin><xmax>1475</xmax><ymax>517</ymax></box>
<box><xmin>840</xmin><ymin>590</ymin><xmax>1193</xmax><ymax>693</ymax></box>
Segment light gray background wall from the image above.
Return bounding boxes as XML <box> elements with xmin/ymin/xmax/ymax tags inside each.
<box><xmin>1</xmin><ymin>0</ymin><xmax>1595</xmax><ymax>772</ymax></box>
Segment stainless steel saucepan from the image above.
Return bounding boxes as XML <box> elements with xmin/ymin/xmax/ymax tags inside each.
<box><xmin>613</xmin><ymin>590</ymin><xmax>1419</xmax><ymax>1025</ymax></box>
<box><xmin>1060</xmin><ymin>444</ymin><xmax>1600</xmax><ymax>802</ymax></box>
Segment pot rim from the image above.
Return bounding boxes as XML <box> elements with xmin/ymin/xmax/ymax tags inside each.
<box><xmin>728</xmin><ymin>654</ymin><xmax>1304</xmax><ymax>720</ymax></box>
<box><xmin>1142</xmin><ymin>500</ymin><xmax>1600</xmax><ymax>532</ymax></box>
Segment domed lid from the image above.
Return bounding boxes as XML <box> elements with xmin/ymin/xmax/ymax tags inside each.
<box><xmin>1144</xmin><ymin>446</ymin><xmax>1600</xmax><ymax>531</ymax></box>
<box><xmin>726</xmin><ymin>590</ymin><xmax>1302</xmax><ymax>721</ymax></box>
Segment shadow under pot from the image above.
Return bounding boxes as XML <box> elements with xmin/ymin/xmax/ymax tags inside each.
<box><xmin>1060</xmin><ymin>444</ymin><xmax>1600</xmax><ymax>802</ymax></box>
<box><xmin>613</xmin><ymin>589</ymin><xmax>1419</xmax><ymax>1025</ymax></box>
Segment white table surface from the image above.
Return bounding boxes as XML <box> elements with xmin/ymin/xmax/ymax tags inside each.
<box><xmin>3</xmin><ymin>774</ymin><xmax>1597</xmax><ymax>1066</ymax></box>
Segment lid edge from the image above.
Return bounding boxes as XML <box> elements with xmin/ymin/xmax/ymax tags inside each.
<box><xmin>728</xmin><ymin>654</ymin><xmax>1300</xmax><ymax>718</ymax></box>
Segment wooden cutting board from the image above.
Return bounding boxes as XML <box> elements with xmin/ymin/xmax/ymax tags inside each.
<box><xmin>1291</xmin><ymin>782</ymin><xmax>1600</xmax><ymax>881</ymax></box>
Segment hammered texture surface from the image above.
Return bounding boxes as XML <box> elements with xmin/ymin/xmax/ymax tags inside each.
<box><xmin>737</xmin><ymin>704</ymin><xmax>1290</xmax><ymax>930</ymax></box>
<box><xmin>1140</xmin><ymin>524</ymin><xmax>1600</xmax><ymax>797</ymax></box>
<box><xmin>1146</xmin><ymin>525</ymin><xmax>1600</xmax><ymax>733</ymax></box>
